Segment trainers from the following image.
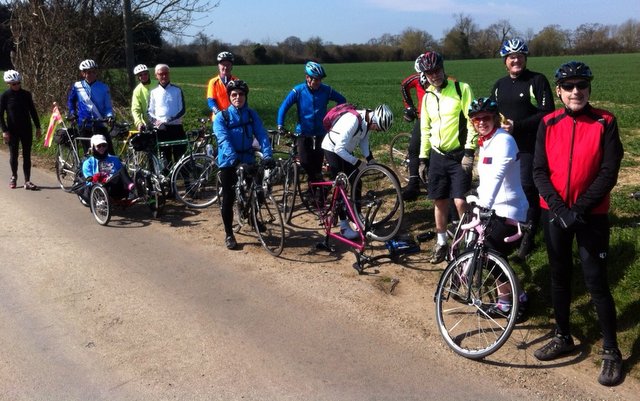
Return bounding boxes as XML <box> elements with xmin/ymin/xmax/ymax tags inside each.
<box><xmin>429</xmin><ymin>243</ymin><xmax>448</xmax><ymax>264</ymax></box>
<box><xmin>225</xmin><ymin>235</ymin><xmax>237</xmax><ymax>250</ymax></box>
<box><xmin>479</xmin><ymin>302</ymin><xmax>512</xmax><ymax>319</ymax></box>
<box><xmin>598</xmin><ymin>348</ymin><xmax>623</xmax><ymax>386</ymax></box>
<box><xmin>534</xmin><ymin>334</ymin><xmax>576</xmax><ymax>361</ymax></box>
<box><xmin>9</xmin><ymin>176</ymin><xmax>16</xmax><ymax>189</ymax></box>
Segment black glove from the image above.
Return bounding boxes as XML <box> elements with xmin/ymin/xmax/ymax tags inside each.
<box><xmin>552</xmin><ymin>208</ymin><xmax>585</xmax><ymax>230</ymax></box>
<box><xmin>403</xmin><ymin>107</ymin><xmax>417</xmax><ymax>122</ymax></box>
<box><xmin>262</xmin><ymin>157</ymin><xmax>276</xmax><ymax>170</ymax></box>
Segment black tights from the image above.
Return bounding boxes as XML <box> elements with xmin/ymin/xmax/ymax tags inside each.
<box><xmin>8</xmin><ymin>131</ymin><xmax>33</xmax><ymax>180</ymax></box>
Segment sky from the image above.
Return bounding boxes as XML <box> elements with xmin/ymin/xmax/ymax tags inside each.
<box><xmin>180</xmin><ymin>0</ymin><xmax>639</xmax><ymax>46</ymax></box>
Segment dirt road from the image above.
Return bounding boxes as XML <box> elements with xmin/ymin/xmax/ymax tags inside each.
<box><xmin>0</xmin><ymin>153</ymin><xmax>637</xmax><ymax>400</ymax></box>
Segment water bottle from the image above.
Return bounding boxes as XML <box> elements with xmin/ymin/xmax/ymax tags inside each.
<box><xmin>205</xmin><ymin>143</ymin><xmax>214</xmax><ymax>157</ymax></box>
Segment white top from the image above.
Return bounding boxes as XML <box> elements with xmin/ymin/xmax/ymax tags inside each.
<box><xmin>476</xmin><ymin>128</ymin><xmax>528</xmax><ymax>222</ymax></box>
<box><xmin>321</xmin><ymin>110</ymin><xmax>370</xmax><ymax>165</ymax></box>
<box><xmin>148</xmin><ymin>83</ymin><xmax>185</xmax><ymax>126</ymax></box>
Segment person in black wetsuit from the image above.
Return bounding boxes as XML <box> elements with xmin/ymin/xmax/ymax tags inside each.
<box><xmin>0</xmin><ymin>69</ymin><xmax>41</xmax><ymax>190</ymax></box>
<box><xmin>490</xmin><ymin>38</ymin><xmax>554</xmax><ymax>259</ymax></box>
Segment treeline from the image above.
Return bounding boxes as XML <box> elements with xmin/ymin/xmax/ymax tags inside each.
<box><xmin>0</xmin><ymin>1</ymin><xmax>638</xmax><ymax>111</ymax></box>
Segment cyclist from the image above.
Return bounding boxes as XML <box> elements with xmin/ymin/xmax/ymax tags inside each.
<box><xmin>321</xmin><ymin>104</ymin><xmax>394</xmax><ymax>239</ymax></box>
<box><xmin>532</xmin><ymin>61</ymin><xmax>624</xmax><ymax>387</ymax></box>
<box><xmin>276</xmin><ymin>61</ymin><xmax>346</xmax><ymax>186</ymax></box>
<box><xmin>417</xmin><ymin>51</ymin><xmax>477</xmax><ymax>264</ymax></box>
<box><xmin>131</xmin><ymin>64</ymin><xmax>151</xmax><ymax>132</ymax></box>
<box><xmin>469</xmin><ymin>97</ymin><xmax>529</xmax><ymax>319</ymax></box>
<box><xmin>0</xmin><ymin>69</ymin><xmax>41</xmax><ymax>190</ymax></box>
<box><xmin>81</xmin><ymin>134</ymin><xmax>135</xmax><ymax>201</ymax></box>
<box><xmin>399</xmin><ymin>57</ymin><xmax>429</xmax><ymax>201</ymax></box>
<box><xmin>214</xmin><ymin>80</ymin><xmax>274</xmax><ymax>250</ymax></box>
<box><xmin>490</xmin><ymin>38</ymin><xmax>554</xmax><ymax>259</ymax></box>
<box><xmin>206</xmin><ymin>51</ymin><xmax>238</xmax><ymax>120</ymax></box>
<box><xmin>67</xmin><ymin>59</ymin><xmax>115</xmax><ymax>154</ymax></box>
<box><xmin>148</xmin><ymin>64</ymin><xmax>187</xmax><ymax>166</ymax></box>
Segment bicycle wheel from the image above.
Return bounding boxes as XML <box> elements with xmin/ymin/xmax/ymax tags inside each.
<box><xmin>252</xmin><ymin>191</ymin><xmax>285</xmax><ymax>256</ymax></box>
<box><xmin>434</xmin><ymin>250</ymin><xmax>519</xmax><ymax>359</ymax></box>
<box><xmin>389</xmin><ymin>132</ymin><xmax>411</xmax><ymax>183</ymax></box>
<box><xmin>265</xmin><ymin>151</ymin><xmax>288</xmax><ymax>213</ymax></box>
<box><xmin>351</xmin><ymin>163</ymin><xmax>404</xmax><ymax>242</ymax></box>
<box><xmin>89</xmin><ymin>185</ymin><xmax>111</xmax><ymax>225</ymax></box>
<box><xmin>55</xmin><ymin>143</ymin><xmax>79</xmax><ymax>191</ymax></box>
<box><xmin>295</xmin><ymin>164</ymin><xmax>315</xmax><ymax>214</ymax></box>
<box><xmin>281</xmin><ymin>160</ymin><xmax>298</xmax><ymax>222</ymax></box>
<box><xmin>172</xmin><ymin>154</ymin><xmax>219</xmax><ymax>208</ymax></box>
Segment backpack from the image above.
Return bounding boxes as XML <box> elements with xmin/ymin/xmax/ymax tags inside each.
<box><xmin>322</xmin><ymin>103</ymin><xmax>363</xmax><ymax>133</ymax></box>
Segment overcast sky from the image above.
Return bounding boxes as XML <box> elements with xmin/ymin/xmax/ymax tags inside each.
<box><xmin>180</xmin><ymin>0</ymin><xmax>639</xmax><ymax>45</ymax></box>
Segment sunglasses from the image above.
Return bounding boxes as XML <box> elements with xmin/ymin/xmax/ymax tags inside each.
<box><xmin>10</xmin><ymin>82</ymin><xmax>21</xmax><ymax>86</ymax></box>
<box><xmin>559</xmin><ymin>81</ymin><xmax>590</xmax><ymax>91</ymax></box>
<box><xmin>471</xmin><ymin>115</ymin><xmax>493</xmax><ymax>123</ymax></box>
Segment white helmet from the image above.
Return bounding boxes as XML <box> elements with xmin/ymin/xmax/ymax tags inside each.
<box><xmin>371</xmin><ymin>104</ymin><xmax>394</xmax><ymax>132</ymax></box>
<box><xmin>3</xmin><ymin>70</ymin><xmax>21</xmax><ymax>83</ymax></box>
<box><xmin>79</xmin><ymin>59</ymin><xmax>98</xmax><ymax>71</ymax></box>
<box><xmin>217</xmin><ymin>51</ymin><xmax>234</xmax><ymax>63</ymax></box>
<box><xmin>133</xmin><ymin>64</ymin><xmax>148</xmax><ymax>75</ymax></box>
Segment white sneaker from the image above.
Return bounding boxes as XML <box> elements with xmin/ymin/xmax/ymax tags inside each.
<box><xmin>339</xmin><ymin>221</ymin><xmax>360</xmax><ymax>240</ymax></box>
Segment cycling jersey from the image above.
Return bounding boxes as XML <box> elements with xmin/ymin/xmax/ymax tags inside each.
<box><xmin>131</xmin><ymin>81</ymin><xmax>150</xmax><ymax>129</ymax></box>
<box><xmin>67</xmin><ymin>79</ymin><xmax>113</xmax><ymax>128</ymax></box>
<box><xmin>533</xmin><ymin>104</ymin><xmax>623</xmax><ymax>216</ymax></box>
<box><xmin>214</xmin><ymin>104</ymin><xmax>272</xmax><ymax>168</ymax></box>
<box><xmin>277</xmin><ymin>82</ymin><xmax>346</xmax><ymax>137</ymax></box>
<box><xmin>206</xmin><ymin>74</ymin><xmax>237</xmax><ymax>115</ymax></box>
<box><xmin>148</xmin><ymin>83</ymin><xmax>185</xmax><ymax>126</ymax></box>
<box><xmin>400</xmin><ymin>73</ymin><xmax>426</xmax><ymax>116</ymax></box>
<box><xmin>321</xmin><ymin>110</ymin><xmax>370</xmax><ymax>166</ymax></box>
<box><xmin>0</xmin><ymin>88</ymin><xmax>40</xmax><ymax>132</ymax></box>
<box><xmin>476</xmin><ymin>128</ymin><xmax>528</xmax><ymax>222</ymax></box>
<box><xmin>490</xmin><ymin>69</ymin><xmax>554</xmax><ymax>153</ymax></box>
<box><xmin>419</xmin><ymin>78</ymin><xmax>476</xmax><ymax>158</ymax></box>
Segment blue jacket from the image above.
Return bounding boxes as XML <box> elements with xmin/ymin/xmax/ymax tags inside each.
<box><xmin>214</xmin><ymin>104</ymin><xmax>272</xmax><ymax>168</ymax></box>
<box><xmin>67</xmin><ymin>80</ymin><xmax>114</xmax><ymax>128</ymax></box>
<box><xmin>82</xmin><ymin>154</ymin><xmax>124</xmax><ymax>185</ymax></box>
<box><xmin>277</xmin><ymin>82</ymin><xmax>346</xmax><ymax>137</ymax></box>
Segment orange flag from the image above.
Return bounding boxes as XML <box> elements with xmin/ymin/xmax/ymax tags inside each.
<box><xmin>43</xmin><ymin>103</ymin><xmax>62</xmax><ymax>148</ymax></box>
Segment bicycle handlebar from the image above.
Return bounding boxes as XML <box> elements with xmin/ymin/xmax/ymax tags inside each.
<box><xmin>462</xmin><ymin>205</ymin><xmax>530</xmax><ymax>243</ymax></box>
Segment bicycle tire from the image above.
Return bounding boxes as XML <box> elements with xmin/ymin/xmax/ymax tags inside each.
<box><xmin>389</xmin><ymin>132</ymin><xmax>411</xmax><ymax>183</ymax></box>
<box><xmin>172</xmin><ymin>154</ymin><xmax>219</xmax><ymax>208</ymax></box>
<box><xmin>434</xmin><ymin>250</ymin><xmax>519</xmax><ymax>359</ymax></box>
<box><xmin>295</xmin><ymin>165</ymin><xmax>316</xmax><ymax>214</ymax></box>
<box><xmin>252</xmin><ymin>192</ymin><xmax>285</xmax><ymax>256</ymax></box>
<box><xmin>56</xmin><ymin>143</ymin><xmax>80</xmax><ymax>191</ymax></box>
<box><xmin>265</xmin><ymin>151</ymin><xmax>289</xmax><ymax>216</ymax></box>
<box><xmin>351</xmin><ymin>163</ymin><xmax>404</xmax><ymax>242</ymax></box>
<box><xmin>89</xmin><ymin>185</ymin><xmax>111</xmax><ymax>225</ymax></box>
<box><xmin>281</xmin><ymin>160</ymin><xmax>298</xmax><ymax>223</ymax></box>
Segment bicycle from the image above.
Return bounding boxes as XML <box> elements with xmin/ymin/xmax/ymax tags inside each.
<box><xmin>388</xmin><ymin>132</ymin><xmax>411</xmax><ymax>183</ymax></box>
<box><xmin>227</xmin><ymin>161</ymin><xmax>285</xmax><ymax>256</ymax></box>
<box><xmin>433</xmin><ymin>202</ymin><xmax>529</xmax><ymax>359</ymax></box>
<box><xmin>309</xmin><ymin>163</ymin><xmax>404</xmax><ymax>273</ymax></box>
<box><xmin>123</xmin><ymin>127</ymin><xmax>219</xmax><ymax>210</ymax></box>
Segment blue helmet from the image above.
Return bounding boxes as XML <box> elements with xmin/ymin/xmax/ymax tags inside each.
<box><xmin>304</xmin><ymin>61</ymin><xmax>326</xmax><ymax>79</ymax></box>
<box><xmin>499</xmin><ymin>38</ymin><xmax>529</xmax><ymax>58</ymax></box>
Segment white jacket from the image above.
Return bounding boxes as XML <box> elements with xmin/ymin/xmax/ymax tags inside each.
<box><xmin>321</xmin><ymin>110</ymin><xmax>370</xmax><ymax>165</ymax></box>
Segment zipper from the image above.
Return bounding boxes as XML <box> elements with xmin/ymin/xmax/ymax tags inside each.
<box><xmin>565</xmin><ymin>117</ymin><xmax>576</xmax><ymax>207</ymax></box>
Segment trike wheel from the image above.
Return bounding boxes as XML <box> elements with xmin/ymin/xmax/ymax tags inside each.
<box><xmin>89</xmin><ymin>184</ymin><xmax>111</xmax><ymax>225</ymax></box>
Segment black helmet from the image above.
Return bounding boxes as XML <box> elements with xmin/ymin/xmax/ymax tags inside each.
<box><xmin>468</xmin><ymin>97</ymin><xmax>498</xmax><ymax>118</ymax></box>
<box><xmin>414</xmin><ymin>51</ymin><xmax>444</xmax><ymax>73</ymax></box>
<box><xmin>226</xmin><ymin>79</ymin><xmax>249</xmax><ymax>96</ymax></box>
<box><xmin>554</xmin><ymin>61</ymin><xmax>593</xmax><ymax>84</ymax></box>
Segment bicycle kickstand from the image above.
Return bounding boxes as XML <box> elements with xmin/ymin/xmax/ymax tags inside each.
<box><xmin>315</xmin><ymin>235</ymin><xmax>335</xmax><ymax>253</ymax></box>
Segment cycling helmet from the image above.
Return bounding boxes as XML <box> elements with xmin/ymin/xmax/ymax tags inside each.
<box><xmin>414</xmin><ymin>51</ymin><xmax>443</xmax><ymax>73</ymax></box>
<box><xmin>3</xmin><ymin>70</ymin><xmax>21</xmax><ymax>83</ymax></box>
<box><xmin>419</xmin><ymin>72</ymin><xmax>428</xmax><ymax>87</ymax></box>
<box><xmin>499</xmin><ymin>38</ymin><xmax>529</xmax><ymax>57</ymax></box>
<box><xmin>468</xmin><ymin>97</ymin><xmax>498</xmax><ymax>118</ymax></box>
<box><xmin>226</xmin><ymin>79</ymin><xmax>249</xmax><ymax>95</ymax></box>
<box><xmin>304</xmin><ymin>61</ymin><xmax>326</xmax><ymax>79</ymax></box>
<box><xmin>79</xmin><ymin>59</ymin><xmax>98</xmax><ymax>71</ymax></box>
<box><xmin>371</xmin><ymin>104</ymin><xmax>394</xmax><ymax>132</ymax></box>
<box><xmin>133</xmin><ymin>64</ymin><xmax>148</xmax><ymax>75</ymax></box>
<box><xmin>554</xmin><ymin>61</ymin><xmax>593</xmax><ymax>83</ymax></box>
<box><xmin>217</xmin><ymin>51</ymin><xmax>234</xmax><ymax>63</ymax></box>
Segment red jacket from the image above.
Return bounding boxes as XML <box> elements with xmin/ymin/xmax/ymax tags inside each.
<box><xmin>533</xmin><ymin>104</ymin><xmax>623</xmax><ymax>215</ymax></box>
<box><xmin>400</xmin><ymin>73</ymin><xmax>426</xmax><ymax>116</ymax></box>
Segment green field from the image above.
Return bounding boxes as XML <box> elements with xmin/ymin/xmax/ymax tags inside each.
<box><xmin>37</xmin><ymin>54</ymin><xmax>640</xmax><ymax>379</ymax></box>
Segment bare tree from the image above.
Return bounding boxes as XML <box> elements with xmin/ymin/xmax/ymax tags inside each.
<box><xmin>573</xmin><ymin>23</ymin><xmax>617</xmax><ymax>54</ymax></box>
<box><xmin>614</xmin><ymin>19</ymin><xmax>640</xmax><ymax>52</ymax></box>
<box><xmin>398</xmin><ymin>27</ymin><xmax>437</xmax><ymax>60</ymax></box>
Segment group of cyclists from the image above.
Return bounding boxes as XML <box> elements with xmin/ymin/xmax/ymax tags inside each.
<box><xmin>0</xmin><ymin>38</ymin><xmax>625</xmax><ymax>387</ymax></box>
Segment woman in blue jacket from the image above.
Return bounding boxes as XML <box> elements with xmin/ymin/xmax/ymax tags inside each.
<box><xmin>214</xmin><ymin>80</ymin><xmax>273</xmax><ymax>250</ymax></box>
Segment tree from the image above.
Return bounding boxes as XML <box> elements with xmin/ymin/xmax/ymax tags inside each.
<box><xmin>398</xmin><ymin>28</ymin><xmax>437</xmax><ymax>60</ymax></box>
<box><xmin>529</xmin><ymin>25</ymin><xmax>570</xmax><ymax>56</ymax></box>
<box><xmin>573</xmin><ymin>23</ymin><xmax>617</xmax><ymax>54</ymax></box>
<box><xmin>441</xmin><ymin>13</ymin><xmax>477</xmax><ymax>59</ymax></box>
<box><xmin>614</xmin><ymin>19</ymin><xmax>640</xmax><ymax>52</ymax></box>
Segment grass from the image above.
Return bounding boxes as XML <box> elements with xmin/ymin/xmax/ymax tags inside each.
<box><xmin>30</xmin><ymin>53</ymin><xmax>640</xmax><ymax>379</ymax></box>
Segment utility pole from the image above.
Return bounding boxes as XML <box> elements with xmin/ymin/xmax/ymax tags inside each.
<box><xmin>122</xmin><ymin>0</ymin><xmax>135</xmax><ymax>89</ymax></box>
